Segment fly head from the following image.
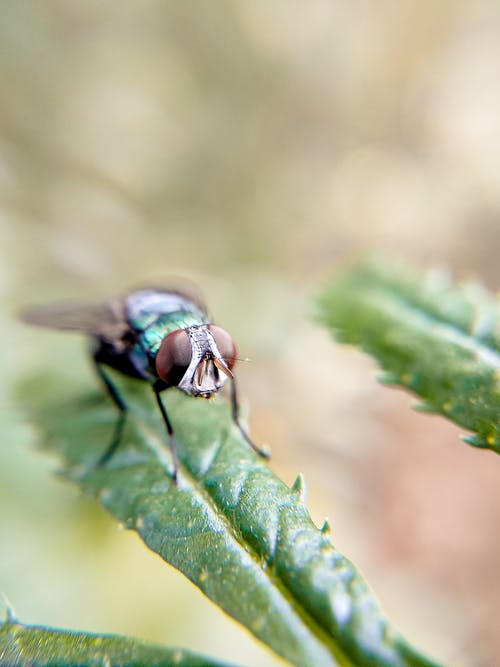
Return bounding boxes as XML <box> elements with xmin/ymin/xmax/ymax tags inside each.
<box><xmin>155</xmin><ymin>325</ymin><xmax>236</xmax><ymax>397</ymax></box>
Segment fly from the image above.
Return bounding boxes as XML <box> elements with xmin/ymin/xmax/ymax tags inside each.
<box><xmin>22</xmin><ymin>287</ymin><xmax>269</xmax><ymax>482</ymax></box>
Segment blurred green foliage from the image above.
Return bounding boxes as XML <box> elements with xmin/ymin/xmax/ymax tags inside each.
<box><xmin>317</xmin><ymin>259</ymin><xmax>500</xmax><ymax>452</ymax></box>
<box><xmin>0</xmin><ymin>618</ymin><xmax>239</xmax><ymax>667</ymax></box>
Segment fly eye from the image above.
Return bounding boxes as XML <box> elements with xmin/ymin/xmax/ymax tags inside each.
<box><xmin>208</xmin><ymin>325</ymin><xmax>237</xmax><ymax>370</ymax></box>
<box><xmin>156</xmin><ymin>329</ymin><xmax>192</xmax><ymax>385</ymax></box>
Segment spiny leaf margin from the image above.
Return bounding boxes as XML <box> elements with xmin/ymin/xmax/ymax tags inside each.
<box><xmin>24</xmin><ymin>372</ymin><xmax>441</xmax><ymax>667</ymax></box>
<box><xmin>316</xmin><ymin>258</ymin><xmax>500</xmax><ymax>452</ymax></box>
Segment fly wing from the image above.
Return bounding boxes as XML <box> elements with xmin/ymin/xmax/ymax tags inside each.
<box><xmin>21</xmin><ymin>297</ymin><xmax>130</xmax><ymax>342</ymax></box>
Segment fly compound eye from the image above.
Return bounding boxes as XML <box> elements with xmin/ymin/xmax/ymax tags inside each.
<box><xmin>156</xmin><ymin>329</ymin><xmax>192</xmax><ymax>386</ymax></box>
<box><xmin>208</xmin><ymin>325</ymin><xmax>237</xmax><ymax>370</ymax></box>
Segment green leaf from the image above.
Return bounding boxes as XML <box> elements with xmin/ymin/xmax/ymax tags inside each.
<box><xmin>316</xmin><ymin>259</ymin><xmax>500</xmax><ymax>453</ymax></box>
<box><xmin>23</xmin><ymin>371</ymin><xmax>441</xmax><ymax>667</ymax></box>
<box><xmin>0</xmin><ymin>617</ymin><xmax>238</xmax><ymax>666</ymax></box>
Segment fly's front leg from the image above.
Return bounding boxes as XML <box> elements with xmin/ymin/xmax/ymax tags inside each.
<box><xmin>153</xmin><ymin>382</ymin><xmax>179</xmax><ymax>484</ymax></box>
<box><xmin>230</xmin><ymin>378</ymin><xmax>269</xmax><ymax>459</ymax></box>
<box><xmin>93</xmin><ymin>360</ymin><xmax>128</xmax><ymax>466</ymax></box>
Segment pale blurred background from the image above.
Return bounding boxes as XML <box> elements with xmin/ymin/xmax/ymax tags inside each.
<box><xmin>1</xmin><ymin>3</ymin><xmax>500</xmax><ymax>666</ymax></box>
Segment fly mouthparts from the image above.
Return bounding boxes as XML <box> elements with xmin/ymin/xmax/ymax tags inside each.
<box><xmin>213</xmin><ymin>356</ymin><xmax>233</xmax><ymax>379</ymax></box>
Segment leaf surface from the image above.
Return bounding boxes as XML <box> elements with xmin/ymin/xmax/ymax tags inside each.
<box><xmin>0</xmin><ymin>618</ymin><xmax>238</xmax><ymax>666</ymax></box>
<box><xmin>23</xmin><ymin>366</ymin><xmax>441</xmax><ymax>667</ymax></box>
<box><xmin>317</xmin><ymin>260</ymin><xmax>500</xmax><ymax>452</ymax></box>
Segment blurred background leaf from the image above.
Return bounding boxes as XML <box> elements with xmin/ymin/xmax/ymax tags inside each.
<box><xmin>317</xmin><ymin>259</ymin><xmax>500</xmax><ymax>452</ymax></box>
<box><xmin>2</xmin><ymin>2</ymin><xmax>500</xmax><ymax>666</ymax></box>
<box><xmin>0</xmin><ymin>618</ymin><xmax>241</xmax><ymax>667</ymax></box>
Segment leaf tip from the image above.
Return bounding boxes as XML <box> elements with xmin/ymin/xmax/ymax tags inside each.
<box><xmin>2</xmin><ymin>593</ymin><xmax>17</xmax><ymax>623</ymax></box>
<box><xmin>320</xmin><ymin>518</ymin><xmax>332</xmax><ymax>536</ymax></box>
<box><xmin>461</xmin><ymin>434</ymin><xmax>488</xmax><ymax>449</ymax></box>
<box><xmin>412</xmin><ymin>401</ymin><xmax>436</xmax><ymax>414</ymax></box>
<box><xmin>291</xmin><ymin>473</ymin><xmax>307</xmax><ymax>503</ymax></box>
<box><xmin>378</xmin><ymin>372</ymin><xmax>399</xmax><ymax>386</ymax></box>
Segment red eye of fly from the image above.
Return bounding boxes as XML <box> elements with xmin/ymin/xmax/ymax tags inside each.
<box><xmin>156</xmin><ymin>329</ymin><xmax>192</xmax><ymax>386</ymax></box>
<box><xmin>208</xmin><ymin>325</ymin><xmax>237</xmax><ymax>370</ymax></box>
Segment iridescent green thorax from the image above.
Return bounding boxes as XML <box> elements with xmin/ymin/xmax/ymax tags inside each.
<box><xmin>125</xmin><ymin>290</ymin><xmax>209</xmax><ymax>379</ymax></box>
<box><xmin>137</xmin><ymin>311</ymin><xmax>208</xmax><ymax>357</ymax></box>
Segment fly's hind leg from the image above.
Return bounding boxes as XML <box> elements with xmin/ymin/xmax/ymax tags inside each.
<box><xmin>93</xmin><ymin>360</ymin><xmax>128</xmax><ymax>466</ymax></box>
<box><xmin>230</xmin><ymin>378</ymin><xmax>270</xmax><ymax>459</ymax></box>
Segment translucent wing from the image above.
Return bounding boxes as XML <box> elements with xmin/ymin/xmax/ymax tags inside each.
<box><xmin>21</xmin><ymin>297</ymin><xmax>129</xmax><ymax>342</ymax></box>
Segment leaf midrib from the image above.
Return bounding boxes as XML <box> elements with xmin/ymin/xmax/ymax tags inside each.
<box><xmin>93</xmin><ymin>412</ymin><xmax>348</xmax><ymax>667</ymax></box>
<box><xmin>141</xmin><ymin>419</ymin><xmax>352</xmax><ymax>667</ymax></box>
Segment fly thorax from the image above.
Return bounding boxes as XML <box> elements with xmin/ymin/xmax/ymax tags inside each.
<box><xmin>178</xmin><ymin>326</ymin><xmax>233</xmax><ymax>397</ymax></box>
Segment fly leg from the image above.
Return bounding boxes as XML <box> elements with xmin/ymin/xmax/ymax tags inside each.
<box><xmin>230</xmin><ymin>378</ymin><xmax>270</xmax><ymax>459</ymax></box>
<box><xmin>153</xmin><ymin>382</ymin><xmax>179</xmax><ymax>484</ymax></box>
<box><xmin>93</xmin><ymin>360</ymin><xmax>128</xmax><ymax>466</ymax></box>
